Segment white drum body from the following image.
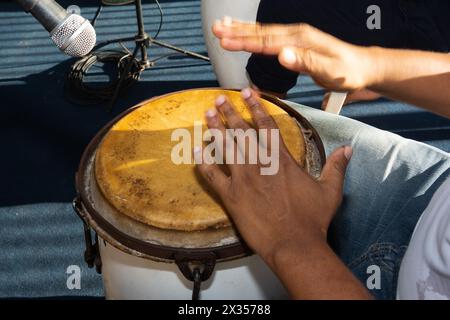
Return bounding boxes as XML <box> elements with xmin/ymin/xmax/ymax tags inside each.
<box><xmin>99</xmin><ymin>239</ymin><xmax>289</xmax><ymax>300</ymax></box>
<box><xmin>201</xmin><ymin>0</ymin><xmax>260</xmax><ymax>89</ymax></box>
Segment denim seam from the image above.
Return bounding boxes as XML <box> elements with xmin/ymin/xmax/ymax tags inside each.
<box><xmin>348</xmin><ymin>242</ymin><xmax>398</xmax><ymax>272</ymax></box>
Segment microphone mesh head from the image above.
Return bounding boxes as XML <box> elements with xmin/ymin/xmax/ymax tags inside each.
<box><xmin>50</xmin><ymin>14</ymin><xmax>96</xmax><ymax>57</ymax></box>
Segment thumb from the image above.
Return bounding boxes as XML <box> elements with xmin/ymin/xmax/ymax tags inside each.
<box><xmin>319</xmin><ymin>146</ymin><xmax>353</xmax><ymax>195</ymax></box>
<box><xmin>278</xmin><ymin>46</ymin><xmax>325</xmax><ymax>74</ymax></box>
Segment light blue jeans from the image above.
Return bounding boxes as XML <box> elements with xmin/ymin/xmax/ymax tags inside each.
<box><xmin>287</xmin><ymin>102</ymin><xmax>450</xmax><ymax>300</ymax></box>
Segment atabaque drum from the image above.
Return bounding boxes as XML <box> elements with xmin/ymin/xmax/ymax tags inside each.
<box><xmin>73</xmin><ymin>88</ymin><xmax>325</xmax><ymax>299</ymax></box>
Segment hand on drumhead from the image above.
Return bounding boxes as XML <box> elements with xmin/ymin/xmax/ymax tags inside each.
<box><xmin>194</xmin><ymin>88</ymin><xmax>369</xmax><ymax>299</ymax></box>
<box><xmin>212</xmin><ymin>17</ymin><xmax>380</xmax><ymax>93</ymax></box>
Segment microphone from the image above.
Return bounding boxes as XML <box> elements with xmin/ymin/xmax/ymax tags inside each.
<box><xmin>15</xmin><ymin>0</ymin><xmax>96</xmax><ymax>57</ymax></box>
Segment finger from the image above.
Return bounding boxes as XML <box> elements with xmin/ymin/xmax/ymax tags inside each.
<box><xmin>220</xmin><ymin>34</ymin><xmax>296</xmax><ymax>55</ymax></box>
<box><xmin>241</xmin><ymin>88</ymin><xmax>295</xmax><ymax>166</ymax></box>
<box><xmin>214</xmin><ymin>19</ymin><xmax>292</xmax><ymax>39</ymax></box>
<box><xmin>319</xmin><ymin>146</ymin><xmax>353</xmax><ymax>201</ymax></box>
<box><xmin>213</xmin><ymin>19</ymin><xmax>286</xmax><ymax>42</ymax></box>
<box><xmin>278</xmin><ymin>46</ymin><xmax>330</xmax><ymax>75</ymax></box>
<box><xmin>215</xmin><ymin>95</ymin><xmax>251</xmax><ymax>130</ymax></box>
<box><xmin>215</xmin><ymin>20</ymin><xmax>339</xmax><ymax>55</ymax></box>
<box><xmin>218</xmin><ymin>24</ymin><xmax>299</xmax><ymax>55</ymax></box>
<box><xmin>205</xmin><ymin>108</ymin><xmax>227</xmax><ymax>163</ymax></box>
<box><xmin>205</xmin><ymin>107</ymin><xmax>226</xmax><ymax>133</ymax></box>
<box><xmin>241</xmin><ymin>88</ymin><xmax>277</xmax><ymax>130</ymax></box>
<box><xmin>214</xmin><ymin>96</ymin><xmax>249</xmax><ymax>173</ymax></box>
<box><xmin>194</xmin><ymin>146</ymin><xmax>230</xmax><ymax>197</ymax></box>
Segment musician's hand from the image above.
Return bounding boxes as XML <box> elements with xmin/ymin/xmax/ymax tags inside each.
<box><xmin>194</xmin><ymin>89</ymin><xmax>371</xmax><ymax>299</ymax></box>
<box><xmin>212</xmin><ymin>18</ymin><xmax>379</xmax><ymax>92</ymax></box>
<box><xmin>194</xmin><ymin>88</ymin><xmax>351</xmax><ymax>270</ymax></box>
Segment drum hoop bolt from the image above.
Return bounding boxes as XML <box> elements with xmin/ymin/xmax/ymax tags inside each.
<box><xmin>175</xmin><ymin>253</ymin><xmax>216</xmax><ymax>300</ymax></box>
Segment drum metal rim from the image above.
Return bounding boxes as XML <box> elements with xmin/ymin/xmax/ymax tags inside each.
<box><xmin>75</xmin><ymin>88</ymin><xmax>326</xmax><ymax>264</ymax></box>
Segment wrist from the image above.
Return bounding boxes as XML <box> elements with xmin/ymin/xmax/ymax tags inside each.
<box><xmin>265</xmin><ymin>233</ymin><xmax>328</xmax><ymax>274</ymax></box>
<box><xmin>363</xmin><ymin>46</ymin><xmax>388</xmax><ymax>90</ymax></box>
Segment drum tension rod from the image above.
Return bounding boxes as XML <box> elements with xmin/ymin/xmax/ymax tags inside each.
<box><xmin>192</xmin><ymin>268</ymin><xmax>202</xmax><ymax>301</ymax></box>
<box><xmin>73</xmin><ymin>197</ymin><xmax>102</xmax><ymax>274</ymax></box>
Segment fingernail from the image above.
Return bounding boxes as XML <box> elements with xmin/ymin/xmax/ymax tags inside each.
<box><xmin>344</xmin><ymin>146</ymin><xmax>353</xmax><ymax>160</ymax></box>
<box><xmin>223</xmin><ymin>16</ymin><xmax>233</xmax><ymax>26</ymax></box>
<box><xmin>281</xmin><ymin>49</ymin><xmax>297</xmax><ymax>65</ymax></box>
<box><xmin>215</xmin><ymin>95</ymin><xmax>226</xmax><ymax>106</ymax></box>
<box><xmin>213</xmin><ymin>19</ymin><xmax>222</xmax><ymax>30</ymax></box>
<box><xmin>206</xmin><ymin>108</ymin><xmax>217</xmax><ymax>118</ymax></box>
<box><xmin>241</xmin><ymin>88</ymin><xmax>252</xmax><ymax>99</ymax></box>
<box><xmin>193</xmin><ymin>146</ymin><xmax>202</xmax><ymax>164</ymax></box>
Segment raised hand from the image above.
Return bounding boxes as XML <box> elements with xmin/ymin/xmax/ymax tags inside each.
<box><xmin>213</xmin><ymin>18</ymin><xmax>378</xmax><ymax>92</ymax></box>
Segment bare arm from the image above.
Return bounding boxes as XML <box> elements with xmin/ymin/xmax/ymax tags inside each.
<box><xmin>272</xmin><ymin>240</ymin><xmax>373</xmax><ymax>299</ymax></box>
<box><xmin>213</xmin><ymin>19</ymin><xmax>450</xmax><ymax>119</ymax></box>
<box><xmin>368</xmin><ymin>47</ymin><xmax>450</xmax><ymax>118</ymax></box>
<box><xmin>195</xmin><ymin>89</ymin><xmax>372</xmax><ymax>299</ymax></box>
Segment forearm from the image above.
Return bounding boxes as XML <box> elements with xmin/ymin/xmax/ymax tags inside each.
<box><xmin>367</xmin><ymin>47</ymin><xmax>450</xmax><ymax>118</ymax></box>
<box><xmin>269</xmin><ymin>241</ymin><xmax>373</xmax><ymax>300</ymax></box>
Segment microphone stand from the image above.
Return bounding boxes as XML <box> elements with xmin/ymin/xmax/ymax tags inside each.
<box><xmin>90</xmin><ymin>0</ymin><xmax>210</xmax><ymax>111</ymax></box>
